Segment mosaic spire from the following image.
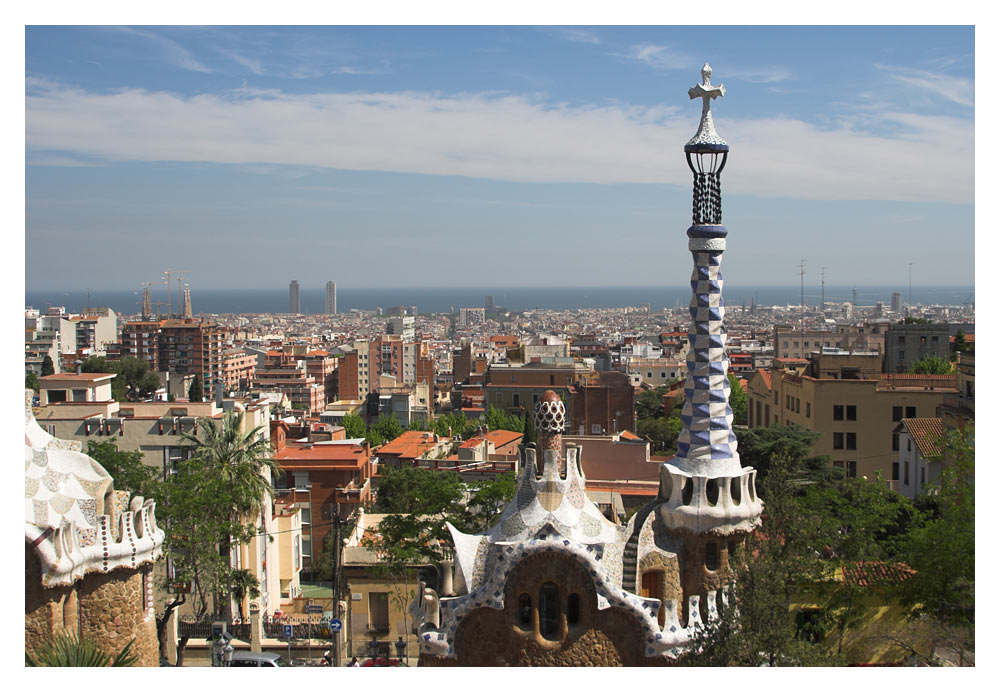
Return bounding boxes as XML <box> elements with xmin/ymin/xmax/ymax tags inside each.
<box><xmin>674</xmin><ymin>65</ymin><xmax>741</xmax><ymax>478</ymax></box>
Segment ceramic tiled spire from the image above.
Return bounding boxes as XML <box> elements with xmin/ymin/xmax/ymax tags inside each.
<box><xmin>672</xmin><ymin>63</ymin><xmax>742</xmax><ymax>478</ymax></box>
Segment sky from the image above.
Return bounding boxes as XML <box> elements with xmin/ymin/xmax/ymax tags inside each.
<box><xmin>24</xmin><ymin>24</ymin><xmax>975</xmax><ymax>292</ymax></box>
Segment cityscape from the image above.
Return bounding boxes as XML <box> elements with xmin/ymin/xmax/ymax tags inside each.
<box><xmin>25</xmin><ymin>25</ymin><xmax>974</xmax><ymax>668</ymax></box>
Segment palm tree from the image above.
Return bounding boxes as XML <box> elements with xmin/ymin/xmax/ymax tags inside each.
<box><xmin>182</xmin><ymin>410</ymin><xmax>278</xmax><ymax>516</ymax></box>
<box><xmin>181</xmin><ymin>411</ymin><xmax>278</xmax><ymax>620</ymax></box>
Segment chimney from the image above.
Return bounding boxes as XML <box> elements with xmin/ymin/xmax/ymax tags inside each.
<box><xmin>535</xmin><ymin>390</ymin><xmax>565</xmax><ymax>475</ymax></box>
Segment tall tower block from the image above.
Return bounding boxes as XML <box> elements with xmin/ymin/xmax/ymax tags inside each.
<box><xmin>289</xmin><ymin>280</ymin><xmax>300</xmax><ymax>314</ymax></box>
<box><xmin>658</xmin><ymin>64</ymin><xmax>761</xmax><ymax>606</ymax></box>
<box><xmin>325</xmin><ymin>281</ymin><xmax>337</xmax><ymax>315</ymax></box>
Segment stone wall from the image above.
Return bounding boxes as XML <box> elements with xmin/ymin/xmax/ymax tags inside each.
<box><xmin>79</xmin><ymin>567</ymin><xmax>159</xmax><ymax>667</ymax></box>
<box><xmin>26</xmin><ymin>544</ymin><xmax>159</xmax><ymax>667</ymax></box>
<box><xmin>420</xmin><ymin>551</ymin><xmax>673</xmax><ymax>666</ymax></box>
<box><xmin>25</xmin><ymin>545</ymin><xmax>73</xmax><ymax>655</ymax></box>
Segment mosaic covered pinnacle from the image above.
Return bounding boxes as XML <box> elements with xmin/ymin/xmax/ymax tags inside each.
<box><xmin>685</xmin><ymin>63</ymin><xmax>728</xmax><ymax>152</ymax></box>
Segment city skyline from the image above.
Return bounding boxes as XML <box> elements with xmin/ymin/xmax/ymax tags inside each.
<box><xmin>26</xmin><ymin>25</ymin><xmax>974</xmax><ymax>291</ymax></box>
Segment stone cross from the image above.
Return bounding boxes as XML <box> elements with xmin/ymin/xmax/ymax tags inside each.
<box><xmin>688</xmin><ymin>62</ymin><xmax>725</xmax><ymax>116</ymax></box>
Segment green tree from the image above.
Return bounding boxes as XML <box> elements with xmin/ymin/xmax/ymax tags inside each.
<box><xmin>156</xmin><ymin>411</ymin><xmax>276</xmax><ymax>664</ymax></box>
<box><xmin>83</xmin><ymin>356</ymin><xmax>160</xmax><ymax>402</ymax></box>
<box><xmin>901</xmin><ymin>317</ymin><xmax>930</xmax><ymax>325</ymax></box>
<box><xmin>728</xmin><ymin>373</ymin><xmax>747</xmax><ymax>426</ymax></box>
<box><xmin>41</xmin><ymin>355</ymin><xmax>55</xmax><ymax>377</ymax></box>
<box><xmin>483</xmin><ymin>406</ymin><xmax>524</xmax><ymax>433</ymax></box>
<box><xmin>910</xmin><ymin>355</ymin><xmax>952</xmax><ymax>375</ymax></box>
<box><xmin>462</xmin><ymin>471</ymin><xmax>517</xmax><ymax>533</ymax></box>
<box><xmin>522</xmin><ymin>406</ymin><xmax>537</xmax><ymax>446</ymax></box>
<box><xmin>637</xmin><ymin>416</ymin><xmax>682</xmax><ymax>454</ymax></box>
<box><xmin>685</xmin><ymin>455</ymin><xmax>833</xmax><ymax>666</ymax></box>
<box><xmin>188</xmin><ymin>376</ymin><xmax>204</xmax><ymax>402</ymax></box>
<box><xmin>26</xmin><ymin>632</ymin><xmax>137</xmax><ymax>667</ymax></box>
<box><xmin>342</xmin><ymin>413</ymin><xmax>367</xmax><ymax>439</ymax></box>
<box><xmin>432</xmin><ymin>411</ymin><xmax>474</xmax><ymax>439</ymax></box>
<box><xmin>26</xmin><ymin>371</ymin><xmax>40</xmax><ymax>392</ymax></box>
<box><xmin>736</xmin><ymin>424</ymin><xmax>837</xmax><ymax>488</ymax></box>
<box><xmin>86</xmin><ymin>440</ymin><xmax>160</xmax><ymax>499</ymax></box>
<box><xmin>635</xmin><ymin>388</ymin><xmax>666</xmax><ymax>421</ymax></box>
<box><xmin>900</xmin><ymin>426</ymin><xmax>974</xmax><ymax>638</ymax></box>
<box><xmin>370</xmin><ymin>415</ymin><xmax>404</xmax><ymax>446</ymax></box>
<box><xmin>950</xmin><ymin>330</ymin><xmax>970</xmax><ymax>360</ymax></box>
<box><xmin>375</xmin><ymin>466</ymin><xmax>464</xmax><ymax>516</ymax></box>
<box><xmin>798</xmin><ymin>475</ymin><xmax>917</xmax><ymax>656</ymax></box>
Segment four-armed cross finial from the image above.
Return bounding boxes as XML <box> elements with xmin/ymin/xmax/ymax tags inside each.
<box><xmin>686</xmin><ymin>62</ymin><xmax>728</xmax><ymax>149</ymax></box>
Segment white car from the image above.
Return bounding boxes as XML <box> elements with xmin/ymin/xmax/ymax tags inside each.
<box><xmin>228</xmin><ymin>651</ymin><xmax>289</xmax><ymax>667</ymax></box>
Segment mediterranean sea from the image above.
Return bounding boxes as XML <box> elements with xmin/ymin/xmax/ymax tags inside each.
<box><xmin>24</xmin><ymin>285</ymin><xmax>975</xmax><ymax>317</ymax></box>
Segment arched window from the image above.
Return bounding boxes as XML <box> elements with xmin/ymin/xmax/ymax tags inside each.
<box><xmin>567</xmin><ymin>593</ymin><xmax>580</xmax><ymax>626</ymax></box>
<box><xmin>518</xmin><ymin>593</ymin><xmax>532</xmax><ymax>628</ymax></box>
<box><xmin>705</xmin><ymin>542</ymin><xmax>719</xmax><ymax>571</ymax></box>
<box><xmin>539</xmin><ymin>582</ymin><xmax>560</xmax><ymax>640</ymax></box>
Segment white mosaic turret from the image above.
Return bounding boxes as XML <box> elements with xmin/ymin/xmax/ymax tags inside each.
<box><xmin>24</xmin><ymin>390</ymin><xmax>164</xmax><ymax>588</ymax></box>
<box><xmin>661</xmin><ymin>66</ymin><xmax>762</xmax><ymax>535</ymax></box>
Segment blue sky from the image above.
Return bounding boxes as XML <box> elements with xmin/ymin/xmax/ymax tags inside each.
<box><xmin>25</xmin><ymin>25</ymin><xmax>975</xmax><ymax>291</ymax></box>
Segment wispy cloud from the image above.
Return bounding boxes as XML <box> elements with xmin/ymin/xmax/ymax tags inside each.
<box><xmin>25</xmin><ymin>82</ymin><xmax>973</xmax><ymax>204</ymax></box>
<box><xmin>617</xmin><ymin>44</ymin><xmax>692</xmax><ymax>71</ymax></box>
<box><xmin>217</xmin><ymin>48</ymin><xmax>265</xmax><ymax>76</ymax></box>
<box><xmin>113</xmin><ymin>27</ymin><xmax>213</xmax><ymax>74</ymax></box>
<box><xmin>877</xmin><ymin>63</ymin><xmax>974</xmax><ymax>107</ymax></box>
<box><xmin>726</xmin><ymin>66</ymin><xmax>794</xmax><ymax>84</ymax></box>
<box><xmin>550</xmin><ymin>27</ymin><xmax>601</xmax><ymax>45</ymax></box>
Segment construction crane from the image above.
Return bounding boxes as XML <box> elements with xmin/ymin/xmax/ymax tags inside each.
<box><xmin>162</xmin><ymin>269</ymin><xmax>191</xmax><ymax>318</ymax></box>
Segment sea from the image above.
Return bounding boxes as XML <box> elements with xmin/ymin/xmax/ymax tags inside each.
<box><xmin>24</xmin><ymin>285</ymin><xmax>975</xmax><ymax>317</ymax></box>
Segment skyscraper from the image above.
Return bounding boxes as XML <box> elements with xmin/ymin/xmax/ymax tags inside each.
<box><xmin>891</xmin><ymin>291</ymin><xmax>903</xmax><ymax>313</ymax></box>
<box><xmin>325</xmin><ymin>281</ymin><xmax>337</xmax><ymax>315</ymax></box>
<box><xmin>289</xmin><ymin>280</ymin><xmax>300</xmax><ymax>314</ymax></box>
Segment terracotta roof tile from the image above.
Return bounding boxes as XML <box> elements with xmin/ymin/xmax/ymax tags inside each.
<box><xmin>900</xmin><ymin>418</ymin><xmax>945</xmax><ymax>458</ymax></box>
<box><xmin>841</xmin><ymin>561</ymin><xmax>915</xmax><ymax>587</ymax></box>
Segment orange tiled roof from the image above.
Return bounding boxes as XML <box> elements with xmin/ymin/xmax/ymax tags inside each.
<box><xmin>277</xmin><ymin>443</ymin><xmax>369</xmax><ymax>467</ymax></box>
<box><xmin>756</xmin><ymin>368</ymin><xmax>772</xmax><ymax>389</ymax></box>
<box><xmin>378</xmin><ymin>430</ymin><xmax>446</xmax><ymax>459</ymax></box>
<box><xmin>841</xmin><ymin>561</ymin><xmax>915</xmax><ymax>587</ymax></box>
<box><xmin>485</xmin><ymin>429</ymin><xmax>523</xmax><ymax>448</ymax></box>
<box><xmin>900</xmin><ymin>418</ymin><xmax>945</xmax><ymax>458</ymax></box>
<box><xmin>619</xmin><ymin>430</ymin><xmax>641</xmax><ymax>441</ymax></box>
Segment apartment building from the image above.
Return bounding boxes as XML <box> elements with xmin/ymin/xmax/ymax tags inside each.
<box><xmin>883</xmin><ymin>323</ymin><xmax>951</xmax><ymax>373</ymax></box>
<box><xmin>747</xmin><ymin>350</ymin><xmax>957</xmax><ymax>483</ymax></box>
<box><xmin>485</xmin><ymin>360</ymin><xmax>593</xmax><ymax>416</ymax></box>
<box><xmin>271</xmin><ymin>420</ymin><xmax>374</xmax><ymax>570</ymax></box>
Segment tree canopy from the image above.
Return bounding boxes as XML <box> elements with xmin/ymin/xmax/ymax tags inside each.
<box><xmin>41</xmin><ymin>355</ymin><xmax>55</xmax><ymax>377</ymax></box>
<box><xmin>900</xmin><ymin>425</ymin><xmax>974</xmax><ymax>628</ymax></box>
<box><xmin>188</xmin><ymin>376</ymin><xmax>203</xmax><ymax>402</ymax></box>
<box><xmin>910</xmin><ymin>355</ymin><xmax>952</xmax><ymax>375</ymax></box>
<box><xmin>736</xmin><ymin>424</ymin><xmax>838</xmax><ymax>488</ymax></box>
<box><xmin>728</xmin><ymin>373</ymin><xmax>747</xmax><ymax>426</ymax></box>
<box><xmin>637</xmin><ymin>416</ymin><xmax>682</xmax><ymax>454</ymax></box>
<box><xmin>86</xmin><ymin>440</ymin><xmax>160</xmax><ymax>500</ymax></box>
<box><xmin>81</xmin><ymin>355</ymin><xmax>160</xmax><ymax>402</ymax></box>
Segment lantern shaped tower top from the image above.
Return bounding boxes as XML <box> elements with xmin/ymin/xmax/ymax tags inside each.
<box><xmin>685</xmin><ymin>62</ymin><xmax>728</xmax><ymax>153</ymax></box>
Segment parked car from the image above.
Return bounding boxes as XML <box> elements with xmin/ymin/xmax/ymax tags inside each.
<box><xmin>362</xmin><ymin>657</ymin><xmax>402</xmax><ymax>667</ymax></box>
<box><xmin>228</xmin><ymin>651</ymin><xmax>289</xmax><ymax>667</ymax></box>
